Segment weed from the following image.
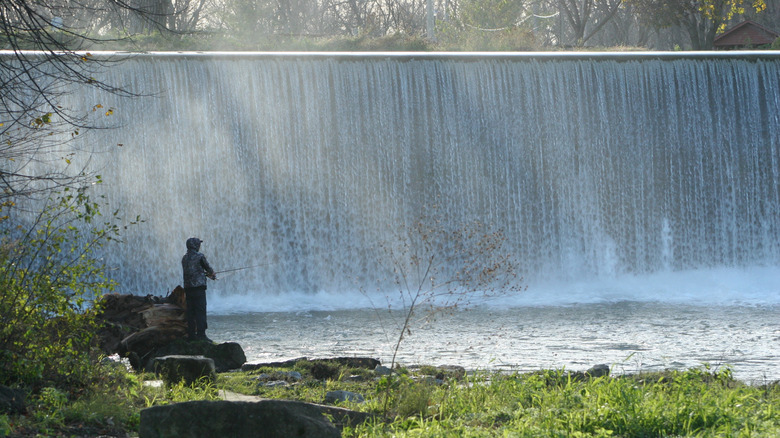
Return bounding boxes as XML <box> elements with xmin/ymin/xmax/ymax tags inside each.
<box><xmin>0</xmin><ymin>414</ymin><xmax>10</xmax><ymax>437</ymax></box>
<box><xmin>166</xmin><ymin>379</ymin><xmax>220</xmax><ymax>403</ymax></box>
<box><xmin>6</xmin><ymin>350</ymin><xmax>780</xmax><ymax>437</ymax></box>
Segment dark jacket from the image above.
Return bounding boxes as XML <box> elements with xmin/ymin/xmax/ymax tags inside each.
<box><xmin>182</xmin><ymin>237</ymin><xmax>215</xmax><ymax>289</ymax></box>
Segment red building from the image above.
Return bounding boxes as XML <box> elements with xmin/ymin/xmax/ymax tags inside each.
<box><xmin>714</xmin><ymin>20</ymin><xmax>780</xmax><ymax>49</ymax></box>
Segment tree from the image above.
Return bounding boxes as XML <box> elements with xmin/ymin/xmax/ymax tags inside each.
<box><xmin>458</xmin><ymin>0</ymin><xmax>528</xmax><ymax>29</ymax></box>
<box><xmin>0</xmin><ymin>1</ymin><xmax>167</xmax><ymax>201</ymax></box>
<box><xmin>0</xmin><ymin>187</ymin><xmax>125</xmax><ymax>386</ymax></box>
<box><xmin>0</xmin><ymin>0</ymin><xmax>160</xmax><ymax>387</ymax></box>
<box><xmin>558</xmin><ymin>0</ymin><xmax>624</xmax><ymax>45</ymax></box>
<box><xmin>629</xmin><ymin>0</ymin><xmax>767</xmax><ymax>49</ymax></box>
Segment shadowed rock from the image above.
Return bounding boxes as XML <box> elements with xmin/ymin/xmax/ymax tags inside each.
<box><xmin>242</xmin><ymin>356</ymin><xmax>380</xmax><ymax>372</ymax></box>
<box><xmin>144</xmin><ymin>340</ymin><xmax>246</xmax><ymax>373</ymax></box>
<box><xmin>153</xmin><ymin>355</ymin><xmax>216</xmax><ymax>386</ymax></box>
<box><xmin>139</xmin><ymin>399</ymin><xmax>374</xmax><ymax>438</ymax></box>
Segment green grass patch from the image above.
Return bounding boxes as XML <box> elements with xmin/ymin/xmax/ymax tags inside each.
<box><xmin>4</xmin><ymin>362</ymin><xmax>780</xmax><ymax>437</ymax></box>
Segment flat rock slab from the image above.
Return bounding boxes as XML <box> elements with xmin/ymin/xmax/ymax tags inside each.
<box><xmin>144</xmin><ymin>340</ymin><xmax>246</xmax><ymax>373</ymax></box>
<box><xmin>241</xmin><ymin>356</ymin><xmax>380</xmax><ymax>372</ymax></box>
<box><xmin>219</xmin><ymin>389</ymin><xmax>264</xmax><ymax>402</ymax></box>
<box><xmin>140</xmin><ymin>399</ymin><xmax>374</xmax><ymax>438</ymax></box>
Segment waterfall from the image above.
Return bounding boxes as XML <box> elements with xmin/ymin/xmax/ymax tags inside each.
<box><xmin>52</xmin><ymin>52</ymin><xmax>780</xmax><ymax>305</ymax></box>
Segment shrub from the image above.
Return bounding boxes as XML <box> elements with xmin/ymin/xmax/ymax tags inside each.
<box><xmin>396</xmin><ymin>383</ymin><xmax>433</xmax><ymax>418</ymax></box>
<box><xmin>0</xmin><ymin>186</ymin><xmax>126</xmax><ymax>388</ymax></box>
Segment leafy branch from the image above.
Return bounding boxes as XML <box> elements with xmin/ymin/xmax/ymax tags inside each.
<box><xmin>0</xmin><ymin>182</ymin><xmax>139</xmax><ymax>387</ymax></box>
<box><xmin>369</xmin><ymin>208</ymin><xmax>524</xmax><ymax>415</ymax></box>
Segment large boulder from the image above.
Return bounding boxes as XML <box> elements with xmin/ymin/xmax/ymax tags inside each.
<box><xmin>122</xmin><ymin>325</ymin><xmax>188</xmax><ymax>370</ymax></box>
<box><xmin>142</xmin><ymin>340</ymin><xmax>246</xmax><ymax>373</ymax></box>
<box><xmin>95</xmin><ymin>290</ymin><xmax>246</xmax><ymax>373</ymax></box>
<box><xmin>97</xmin><ymin>290</ymin><xmax>187</xmax><ymax>357</ymax></box>
<box><xmin>139</xmin><ymin>399</ymin><xmax>374</xmax><ymax>438</ymax></box>
<box><xmin>153</xmin><ymin>355</ymin><xmax>216</xmax><ymax>386</ymax></box>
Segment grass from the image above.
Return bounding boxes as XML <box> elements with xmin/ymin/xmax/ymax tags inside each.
<box><xmin>344</xmin><ymin>367</ymin><xmax>780</xmax><ymax>437</ymax></box>
<box><xmin>3</xmin><ymin>360</ymin><xmax>780</xmax><ymax>437</ymax></box>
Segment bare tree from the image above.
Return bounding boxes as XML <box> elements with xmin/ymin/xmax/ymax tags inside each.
<box><xmin>0</xmin><ymin>1</ymin><xmax>165</xmax><ymax>201</ymax></box>
<box><xmin>558</xmin><ymin>0</ymin><xmax>623</xmax><ymax>45</ymax></box>
<box><xmin>365</xmin><ymin>213</ymin><xmax>523</xmax><ymax>414</ymax></box>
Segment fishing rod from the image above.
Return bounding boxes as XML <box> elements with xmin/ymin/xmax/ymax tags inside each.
<box><xmin>213</xmin><ymin>262</ymin><xmax>275</xmax><ymax>276</ymax></box>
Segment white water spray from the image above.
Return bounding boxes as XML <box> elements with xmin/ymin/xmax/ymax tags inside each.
<box><xmin>46</xmin><ymin>52</ymin><xmax>780</xmax><ymax>308</ymax></box>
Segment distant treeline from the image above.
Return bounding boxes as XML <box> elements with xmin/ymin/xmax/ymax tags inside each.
<box><xmin>22</xmin><ymin>0</ymin><xmax>780</xmax><ymax>51</ymax></box>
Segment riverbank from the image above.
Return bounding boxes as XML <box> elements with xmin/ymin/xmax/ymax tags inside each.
<box><xmin>3</xmin><ymin>357</ymin><xmax>780</xmax><ymax>437</ymax></box>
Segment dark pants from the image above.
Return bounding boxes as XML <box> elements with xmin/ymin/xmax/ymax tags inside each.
<box><xmin>184</xmin><ymin>286</ymin><xmax>208</xmax><ymax>339</ymax></box>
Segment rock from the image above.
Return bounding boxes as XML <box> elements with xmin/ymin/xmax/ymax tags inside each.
<box><xmin>139</xmin><ymin>399</ymin><xmax>374</xmax><ymax>438</ymax></box>
<box><xmin>327</xmin><ymin>357</ymin><xmax>381</xmax><ymax>369</ymax></box>
<box><xmin>242</xmin><ymin>357</ymin><xmax>308</xmax><ymax>371</ymax></box>
<box><xmin>375</xmin><ymin>365</ymin><xmax>392</xmax><ymax>376</ymax></box>
<box><xmin>122</xmin><ymin>326</ymin><xmax>188</xmax><ymax>370</ymax></box>
<box><xmin>324</xmin><ymin>390</ymin><xmax>365</xmax><ymax>404</ymax></box>
<box><xmin>0</xmin><ymin>385</ymin><xmax>26</xmax><ymax>414</ymax></box>
<box><xmin>140</xmin><ymin>340</ymin><xmax>246</xmax><ymax>373</ymax></box>
<box><xmin>414</xmin><ymin>376</ymin><xmax>444</xmax><ymax>385</ymax></box>
<box><xmin>241</xmin><ymin>356</ymin><xmax>381</xmax><ymax>372</ymax></box>
<box><xmin>567</xmin><ymin>364</ymin><xmax>611</xmax><ymax>382</ymax></box>
<box><xmin>310</xmin><ymin>362</ymin><xmax>340</xmax><ymax>380</ymax></box>
<box><xmin>434</xmin><ymin>365</ymin><xmax>466</xmax><ymax>380</ymax></box>
<box><xmin>285</xmin><ymin>371</ymin><xmax>303</xmax><ymax>381</ymax></box>
<box><xmin>586</xmin><ymin>364</ymin><xmax>610</xmax><ymax>378</ymax></box>
<box><xmin>95</xmin><ymin>291</ymin><xmax>247</xmax><ymax>374</ymax></box>
<box><xmin>254</xmin><ymin>371</ymin><xmax>303</xmax><ymax>386</ymax></box>
<box><xmin>261</xmin><ymin>380</ymin><xmax>290</xmax><ymax>388</ymax></box>
<box><xmin>153</xmin><ymin>355</ymin><xmax>216</xmax><ymax>386</ymax></box>
<box><xmin>97</xmin><ymin>291</ymin><xmax>187</xmax><ymax>361</ymax></box>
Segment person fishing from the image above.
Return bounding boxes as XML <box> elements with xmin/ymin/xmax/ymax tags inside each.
<box><xmin>182</xmin><ymin>237</ymin><xmax>217</xmax><ymax>342</ymax></box>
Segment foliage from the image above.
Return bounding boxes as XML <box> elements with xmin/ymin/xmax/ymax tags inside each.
<box><xmin>0</xmin><ymin>185</ymin><xmax>129</xmax><ymax>388</ymax></box>
<box><xmin>457</xmin><ymin>0</ymin><xmax>527</xmax><ymax>30</ymax></box>
<box><xmin>9</xmin><ymin>360</ymin><xmax>154</xmax><ymax>436</ymax></box>
<box><xmin>0</xmin><ymin>414</ymin><xmax>10</xmax><ymax>436</ymax></box>
<box><xmin>165</xmin><ymin>379</ymin><xmax>221</xmax><ymax>403</ymax></box>
<box><xmin>0</xmin><ymin>1</ymin><xmax>162</xmax><ymax>201</ymax></box>
<box><xmin>2</xmin><ymin>0</ymin><xmax>778</xmax><ymax>54</ymax></box>
<box><xmin>437</xmin><ymin>21</ymin><xmax>538</xmax><ymax>50</ymax></box>
<box><xmin>87</xmin><ymin>29</ymin><xmax>436</xmax><ymax>52</ymax></box>
<box><xmin>5</xmin><ymin>356</ymin><xmax>780</xmax><ymax>437</ymax></box>
<box><xmin>347</xmin><ymin>366</ymin><xmax>780</xmax><ymax>437</ymax></box>
<box><xmin>701</xmin><ymin>0</ymin><xmax>767</xmax><ymax>32</ymax></box>
<box><xmin>628</xmin><ymin>0</ymin><xmax>767</xmax><ymax>48</ymax></box>
<box><xmin>220</xmin><ymin>363</ymin><xmax>780</xmax><ymax>436</ymax></box>
<box><xmin>365</xmin><ymin>211</ymin><xmax>522</xmax><ymax>414</ymax></box>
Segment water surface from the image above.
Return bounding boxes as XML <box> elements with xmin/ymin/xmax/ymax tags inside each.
<box><xmin>209</xmin><ymin>301</ymin><xmax>780</xmax><ymax>384</ymax></box>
